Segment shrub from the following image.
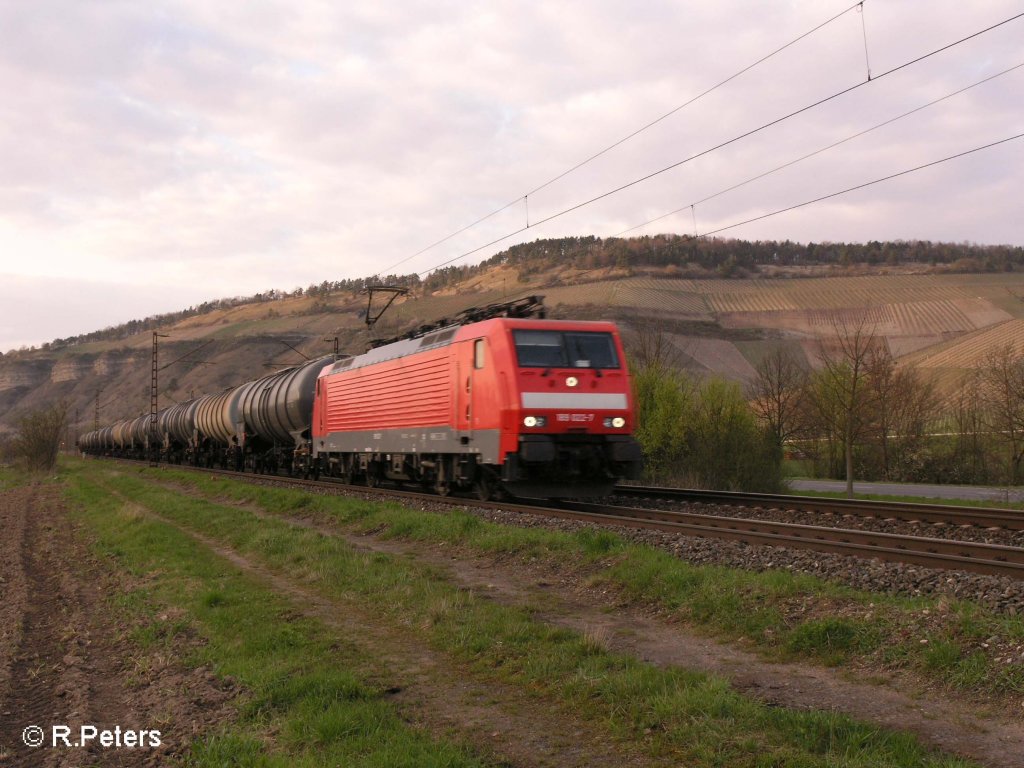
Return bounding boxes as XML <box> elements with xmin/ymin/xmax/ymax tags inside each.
<box><xmin>12</xmin><ymin>401</ymin><xmax>68</xmax><ymax>472</ymax></box>
<box><xmin>632</xmin><ymin>366</ymin><xmax>784</xmax><ymax>492</ymax></box>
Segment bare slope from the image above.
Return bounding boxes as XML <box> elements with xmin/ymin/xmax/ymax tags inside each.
<box><xmin>5</xmin><ymin>265</ymin><xmax>1024</xmax><ymax>436</ymax></box>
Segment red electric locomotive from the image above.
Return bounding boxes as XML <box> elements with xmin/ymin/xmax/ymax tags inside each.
<box><xmin>311</xmin><ymin>297</ymin><xmax>642</xmax><ymax>498</ymax></box>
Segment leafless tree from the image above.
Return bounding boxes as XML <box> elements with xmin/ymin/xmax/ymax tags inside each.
<box><xmin>806</xmin><ymin>312</ymin><xmax>879</xmax><ymax>497</ymax></box>
<box><xmin>13</xmin><ymin>401</ymin><xmax>69</xmax><ymax>472</ymax></box>
<box><xmin>864</xmin><ymin>346</ymin><xmax>938</xmax><ymax>480</ymax></box>
<box><xmin>978</xmin><ymin>343</ymin><xmax>1024</xmax><ymax>484</ymax></box>
<box><xmin>748</xmin><ymin>346</ymin><xmax>809</xmax><ymax>447</ymax></box>
<box><xmin>622</xmin><ymin>316</ymin><xmax>683</xmax><ymax>373</ymax></box>
<box><xmin>951</xmin><ymin>371</ymin><xmax>989</xmax><ymax>482</ymax></box>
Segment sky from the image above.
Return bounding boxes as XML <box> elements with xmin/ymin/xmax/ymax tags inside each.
<box><xmin>1</xmin><ymin>0</ymin><xmax>1021</xmax><ymax>352</ymax></box>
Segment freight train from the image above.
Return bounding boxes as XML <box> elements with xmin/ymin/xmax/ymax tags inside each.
<box><xmin>78</xmin><ymin>297</ymin><xmax>643</xmax><ymax>499</ymax></box>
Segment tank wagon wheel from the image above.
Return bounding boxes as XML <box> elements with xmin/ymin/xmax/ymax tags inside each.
<box><xmin>435</xmin><ymin>479</ymin><xmax>451</xmax><ymax>497</ymax></box>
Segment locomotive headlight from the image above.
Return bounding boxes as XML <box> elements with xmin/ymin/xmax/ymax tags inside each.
<box><xmin>604</xmin><ymin>417</ymin><xmax>627</xmax><ymax>428</ymax></box>
<box><xmin>523</xmin><ymin>416</ymin><xmax>546</xmax><ymax>428</ymax></box>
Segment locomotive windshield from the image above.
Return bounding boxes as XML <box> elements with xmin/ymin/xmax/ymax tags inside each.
<box><xmin>513</xmin><ymin>330</ymin><xmax>620</xmax><ymax>369</ymax></box>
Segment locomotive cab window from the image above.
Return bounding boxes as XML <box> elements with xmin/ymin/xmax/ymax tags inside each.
<box><xmin>474</xmin><ymin>339</ymin><xmax>485</xmax><ymax>369</ymax></box>
<box><xmin>513</xmin><ymin>330</ymin><xmax>620</xmax><ymax>369</ymax></box>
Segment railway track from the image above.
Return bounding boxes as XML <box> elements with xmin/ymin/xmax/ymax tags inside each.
<box><xmin>613</xmin><ymin>486</ymin><xmax>1024</xmax><ymax>530</ymax></box>
<box><xmin>124</xmin><ymin>461</ymin><xmax>1024</xmax><ymax>581</ymax></box>
<box><xmin>557</xmin><ymin>499</ymin><xmax>1024</xmax><ymax>580</ymax></box>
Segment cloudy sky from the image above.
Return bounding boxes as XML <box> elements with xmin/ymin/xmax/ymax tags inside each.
<box><xmin>1</xmin><ymin>0</ymin><xmax>1021</xmax><ymax>352</ymax></box>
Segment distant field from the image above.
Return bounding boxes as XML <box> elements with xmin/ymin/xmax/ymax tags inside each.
<box><xmin>536</xmin><ymin>273</ymin><xmax>1024</xmax><ymax>383</ymax></box>
<box><xmin>910</xmin><ymin>319</ymin><xmax>1024</xmax><ymax>370</ymax></box>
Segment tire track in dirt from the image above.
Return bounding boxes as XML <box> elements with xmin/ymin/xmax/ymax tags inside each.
<box><xmin>0</xmin><ymin>484</ymin><xmax>31</xmax><ymax>765</ymax></box>
<box><xmin>9</xmin><ymin>530</ymin><xmax>97</xmax><ymax>766</ymax></box>
<box><xmin>0</xmin><ymin>485</ymin><xmax>99</xmax><ymax>768</ymax></box>
<box><xmin>349</xmin><ymin>537</ymin><xmax>1024</xmax><ymax>768</ymax></box>
<box><xmin>0</xmin><ymin>484</ymin><xmax>236</xmax><ymax>767</ymax></box>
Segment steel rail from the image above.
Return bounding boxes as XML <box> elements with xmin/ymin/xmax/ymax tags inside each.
<box><xmin>124</xmin><ymin>461</ymin><xmax>1024</xmax><ymax>580</ymax></box>
<box><xmin>614</xmin><ymin>485</ymin><xmax>1024</xmax><ymax>530</ymax></box>
<box><xmin>557</xmin><ymin>500</ymin><xmax>1024</xmax><ymax>580</ymax></box>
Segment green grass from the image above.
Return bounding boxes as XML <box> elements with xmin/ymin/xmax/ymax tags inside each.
<box><xmin>60</xmin><ymin>460</ymin><xmax>987</xmax><ymax>766</ymax></box>
<box><xmin>0</xmin><ymin>465</ymin><xmax>20</xmax><ymax>490</ymax></box>
<box><xmin>140</xmin><ymin>461</ymin><xmax>1024</xmax><ymax>699</ymax></box>
<box><xmin>62</xmin><ymin>466</ymin><xmax>487</xmax><ymax>768</ymax></box>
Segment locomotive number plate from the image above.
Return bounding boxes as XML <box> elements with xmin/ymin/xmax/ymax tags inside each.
<box><xmin>556</xmin><ymin>413</ymin><xmax>595</xmax><ymax>422</ymax></box>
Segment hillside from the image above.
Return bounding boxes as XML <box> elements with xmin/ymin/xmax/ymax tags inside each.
<box><xmin>4</xmin><ymin>236</ymin><xmax>1024</xmax><ymax>441</ymax></box>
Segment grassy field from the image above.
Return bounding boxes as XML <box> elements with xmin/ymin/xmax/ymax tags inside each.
<box><xmin>141</xmin><ymin>464</ymin><xmax>1023</xmax><ymax>696</ymax></box>
<box><xmin>46</xmin><ymin>458</ymin><xmax>1024</xmax><ymax>764</ymax></box>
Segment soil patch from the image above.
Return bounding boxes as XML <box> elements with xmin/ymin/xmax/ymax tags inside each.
<box><xmin>0</xmin><ymin>484</ymin><xmax>236</xmax><ymax>766</ymax></box>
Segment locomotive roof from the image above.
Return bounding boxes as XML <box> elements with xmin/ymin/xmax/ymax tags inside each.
<box><xmin>324</xmin><ymin>317</ymin><xmax>619</xmax><ymax>377</ymax></box>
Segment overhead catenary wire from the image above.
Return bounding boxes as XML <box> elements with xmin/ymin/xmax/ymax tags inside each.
<box><xmin>377</xmin><ymin>1</ymin><xmax>866</xmax><ymax>277</ymax></box>
<box><xmin>698</xmin><ymin>132</ymin><xmax>1024</xmax><ymax>239</ymax></box>
<box><xmin>520</xmin><ymin>1</ymin><xmax>867</xmax><ymax>200</ymax></box>
<box><xmin>614</xmin><ymin>60</ymin><xmax>1024</xmax><ymax>238</ymax></box>
<box><xmin>158</xmin><ymin>338</ymin><xmax>216</xmax><ymax>372</ymax></box>
<box><xmin>416</xmin><ymin>10</ymin><xmax>1024</xmax><ymax>277</ymax></box>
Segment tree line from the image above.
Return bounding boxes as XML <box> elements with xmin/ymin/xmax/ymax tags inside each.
<box><xmin>482</xmin><ymin>235</ymin><xmax>1024</xmax><ymax>279</ymax></box>
<box><xmin>628</xmin><ymin>314</ymin><xmax>1024</xmax><ymax>493</ymax></box>
<box><xmin>749</xmin><ymin>318</ymin><xmax>1024</xmax><ymax>491</ymax></box>
<box><xmin>8</xmin><ymin>235</ymin><xmax>1020</xmax><ymax>358</ymax></box>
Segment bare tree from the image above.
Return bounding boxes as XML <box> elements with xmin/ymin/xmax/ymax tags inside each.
<box><xmin>748</xmin><ymin>346</ymin><xmax>809</xmax><ymax>448</ymax></box>
<box><xmin>978</xmin><ymin>343</ymin><xmax>1024</xmax><ymax>484</ymax></box>
<box><xmin>806</xmin><ymin>313</ymin><xmax>879</xmax><ymax>497</ymax></box>
<box><xmin>864</xmin><ymin>346</ymin><xmax>938</xmax><ymax>479</ymax></box>
<box><xmin>951</xmin><ymin>371</ymin><xmax>989</xmax><ymax>483</ymax></box>
<box><xmin>623</xmin><ymin>316</ymin><xmax>683</xmax><ymax>373</ymax></box>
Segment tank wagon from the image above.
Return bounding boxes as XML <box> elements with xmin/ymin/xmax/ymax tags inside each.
<box><xmin>177</xmin><ymin>355</ymin><xmax>337</xmax><ymax>470</ymax></box>
<box><xmin>79</xmin><ymin>356</ymin><xmax>335</xmax><ymax>471</ymax></box>
<box><xmin>79</xmin><ymin>297</ymin><xmax>642</xmax><ymax>499</ymax></box>
<box><xmin>161</xmin><ymin>397</ymin><xmax>202</xmax><ymax>464</ymax></box>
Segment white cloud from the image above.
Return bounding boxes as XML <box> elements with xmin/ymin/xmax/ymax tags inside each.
<box><xmin>0</xmin><ymin>0</ymin><xmax>1021</xmax><ymax>351</ymax></box>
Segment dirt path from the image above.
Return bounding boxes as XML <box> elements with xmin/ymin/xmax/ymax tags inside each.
<box><xmin>171</xmin><ymin>485</ymin><xmax>1024</xmax><ymax>768</ymax></box>
<box><xmin>0</xmin><ymin>485</ymin><xmax>234</xmax><ymax>766</ymax></box>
